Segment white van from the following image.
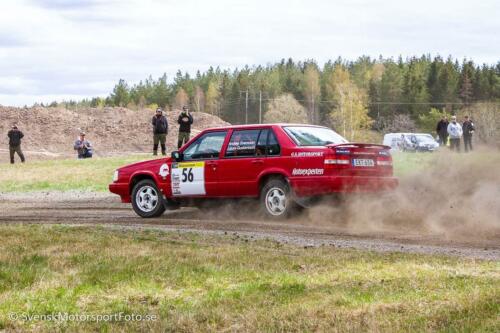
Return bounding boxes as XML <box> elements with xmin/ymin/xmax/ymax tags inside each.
<box><xmin>383</xmin><ymin>133</ymin><xmax>439</xmax><ymax>152</ymax></box>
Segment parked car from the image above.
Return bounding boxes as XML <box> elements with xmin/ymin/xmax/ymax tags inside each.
<box><xmin>110</xmin><ymin>124</ymin><xmax>398</xmax><ymax>219</ymax></box>
<box><xmin>383</xmin><ymin>133</ymin><xmax>439</xmax><ymax>152</ymax></box>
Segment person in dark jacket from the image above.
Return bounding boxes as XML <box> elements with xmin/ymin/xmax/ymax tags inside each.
<box><xmin>73</xmin><ymin>132</ymin><xmax>93</xmax><ymax>159</ymax></box>
<box><xmin>152</xmin><ymin>107</ymin><xmax>168</xmax><ymax>155</ymax></box>
<box><xmin>7</xmin><ymin>124</ymin><xmax>25</xmax><ymax>164</ymax></box>
<box><xmin>436</xmin><ymin>116</ymin><xmax>449</xmax><ymax>146</ymax></box>
<box><xmin>177</xmin><ymin>105</ymin><xmax>193</xmax><ymax>148</ymax></box>
<box><xmin>462</xmin><ymin>115</ymin><xmax>475</xmax><ymax>152</ymax></box>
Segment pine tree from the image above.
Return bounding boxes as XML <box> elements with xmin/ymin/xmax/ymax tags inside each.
<box><xmin>111</xmin><ymin>79</ymin><xmax>130</xmax><ymax>107</ymax></box>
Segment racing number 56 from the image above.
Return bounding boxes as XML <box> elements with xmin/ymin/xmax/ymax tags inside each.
<box><xmin>181</xmin><ymin>168</ymin><xmax>194</xmax><ymax>182</ymax></box>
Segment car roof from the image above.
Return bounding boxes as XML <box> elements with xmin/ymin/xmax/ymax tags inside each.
<box><xmin>202</xmin><ymin>123</ymin><xmax>328</xmax><ymax>132</ymax></box>
<box><xmin>384</xmin><ymin>132</ymin><xmax>432</xmax><ymax>137</ymax></box>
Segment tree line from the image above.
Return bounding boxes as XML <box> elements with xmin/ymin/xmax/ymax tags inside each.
<box><xmin>50</xmin><ymin>55</ymin><xmax>499</xmax><ymax>141</ymax></box>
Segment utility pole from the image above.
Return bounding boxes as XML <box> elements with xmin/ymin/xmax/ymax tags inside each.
<box><xmin>259</xmin><ymin>90</ymin><xmax>262</xmax><ymax>124</ymax></box>
<box><xmin>245</xmin><ymin>89</ymin><xmax>248</xmax><ymax>124</ymax></box>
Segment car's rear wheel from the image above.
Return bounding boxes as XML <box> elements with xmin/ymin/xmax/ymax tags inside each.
<box><xmin>131</xmin><ymin>179</ymin><xmax>166</xmax><ymax>218</ymax></box>
<box><xmin>260</xmin><ymin>178</ymin><xmax>294</xmax><ymax>220</ymax></box>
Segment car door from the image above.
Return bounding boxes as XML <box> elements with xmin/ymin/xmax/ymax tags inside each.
<box><xmin>217</xmin><ymin>129</ymin><xmax>266</xmax><ymax>197</ymax></box>
<box><xmin>171</xmin><ymin>130</ymin><xmax>227</xmax><ymax>197</ymax></box>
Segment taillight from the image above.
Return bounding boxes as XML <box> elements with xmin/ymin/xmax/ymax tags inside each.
<box><xmin>376</xmin><ymin>160</ymin><xmax>392</xmax><ymax>166</ymax></box>
<box><xmin>325</xmin><ymin>148</ymin><xmax>351</xmax><ymax>168</ymax></box>
<box><xmin>325</xmin><ymin>159</ymin><xmax>350</xmax><ymax>165</ymax></box>
<box><xmin>376</xmin><ymin>150</ymin><xmax>393</xmax><ymax>167</ymax></box>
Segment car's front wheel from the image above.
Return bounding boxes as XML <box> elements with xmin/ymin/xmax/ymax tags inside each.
<box><xmin>131</xmin><ymin>179</ymin><xmax>166</xmax><ymax>218</ymax></box>
<box><xmin>260</xmin><ymin>178</ymin><xmax>294</xmax><ymax>220</ymax></box>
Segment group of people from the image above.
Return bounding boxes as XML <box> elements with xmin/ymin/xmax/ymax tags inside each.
<box><xmin>6</xmin><ymin>106</ymin><xmax>194</xmax><ymax>164</ymax></box>
<box><xmin>436</xmin><ymin>115</ymin><xmax>475</xmax><ymax>152</ymax></box>
<box><xmin>151</xmin><ymin>105</ymin><xmax>193</xmax><ymax>155</ymax></box>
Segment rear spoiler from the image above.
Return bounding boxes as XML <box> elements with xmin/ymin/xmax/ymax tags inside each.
<box><xmin>326</xmin><ymin>143</ymin><xmax>391</xmax><ymax>150</ymax></box>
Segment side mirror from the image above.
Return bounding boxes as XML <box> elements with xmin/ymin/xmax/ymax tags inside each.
<box><xmin>171</xmin><ymin>151</ymin><xmax>183</xmax><ymax>162</ymax></box>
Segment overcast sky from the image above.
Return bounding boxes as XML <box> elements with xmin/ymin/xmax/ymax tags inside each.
<box><xmin>0</xmin><ymin>0</ymin><xmax>499</xmax><ymax>106</ymax></box>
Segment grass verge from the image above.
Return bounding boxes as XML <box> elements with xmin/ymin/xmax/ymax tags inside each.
<box><xmin>0</xmin><ymin>224</ymin><xmax>498</xmax><ymax>332</ymax></box>
<box><xmin>0</xmin><ymin>155</ymin><xmax>148</xmax><ymax>192</ymax></box>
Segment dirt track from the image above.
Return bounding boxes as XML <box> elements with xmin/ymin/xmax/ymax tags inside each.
<box><xmin>0</xmin><ymin>192</ymin><xmax>498</xmax><ymax>261</ymax></box>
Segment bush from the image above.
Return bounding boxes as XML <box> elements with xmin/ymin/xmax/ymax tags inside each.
<box><xmin>264</xmin><ymin>94</ymin><xmax>308</xmax><ymax>123</ymax></box>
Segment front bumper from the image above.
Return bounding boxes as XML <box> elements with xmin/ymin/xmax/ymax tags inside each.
<box><xmin>291</xmin><ymin>176</ymin><xmax>399</xmax><ymax>197</ymax></box>
<box><xmin>109</xmin><ymin>183</ymin><xmax>131</xmax><ymax>203</ymax></box>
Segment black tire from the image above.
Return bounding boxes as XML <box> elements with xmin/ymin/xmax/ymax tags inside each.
<box><xmin>260</xmin><ymin>178</ymin><xmax>294</xmax><ymax>220</ymax></box>
<box><xmin>131</xmin><ymin>179</ymin><xmax>166</xmax><ymax>218</ymax></box>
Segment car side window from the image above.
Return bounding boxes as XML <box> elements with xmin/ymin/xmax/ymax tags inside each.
<box><xmin>183</xmin><ymin>131</ymin><xmax>227</xmax><ymax>161</ymax></box>
<box><xmin>267</xmin><ymin>130</ymin><xmax>280</xmax><ymax>156</ymax></box>
<box><xmin>256</xmin><ymin>129</ymin><xmax>269</xmax><ymax>156</ymax></box>
<box><xmin>225</xmin><ymin>129</ymin><xmax>260</xmax><ymax>158</ymax></box>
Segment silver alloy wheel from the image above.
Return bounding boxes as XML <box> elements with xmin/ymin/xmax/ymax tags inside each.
<box><xmin>265</xmin><ymin>187</ymin><xmax>287</xmax><ymax>216</ymax></box>
<box><xmin>135</xmin><ymin>185</ymin><xmax>159</xmax><ymax>213</ymax></box>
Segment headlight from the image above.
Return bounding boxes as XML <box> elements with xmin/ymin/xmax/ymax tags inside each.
<box><xmin>112</xmin><ymin>170</ymin><xmax>119</xmax><ymax>182</ymax></box>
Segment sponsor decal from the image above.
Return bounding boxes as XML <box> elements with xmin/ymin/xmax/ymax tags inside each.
<box><xmin>335</xmin><ymin>149</ymin><xmax>350</xmax><ymax>155</ymax></box>
<box><xmin>291</xmin><ymin>151</ymin><xmax>324</xmax><ymax>157</ymax></box>
<box><xmin>159</xmin><ymin>163</ymin><xmax>169</xmax><ymax>177</ymax></box>
<box><xmin>292</xmin><ymin>168</ymin><xmax>324</xmax><ymax>176</ymax></box>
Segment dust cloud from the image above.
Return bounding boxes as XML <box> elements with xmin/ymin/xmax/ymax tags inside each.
<box><xmin>306</xmin><ymin>149</ymin><xmax>500</xmax><ymax>242</ymax></box>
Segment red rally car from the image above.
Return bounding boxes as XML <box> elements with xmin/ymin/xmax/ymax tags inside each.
<box><xmin>109</xmin><ymin>124</ymin><xmax>398</xmax><ymax>219</ymax></box>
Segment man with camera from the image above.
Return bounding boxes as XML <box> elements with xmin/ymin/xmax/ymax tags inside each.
<box><xmin>74</xmin><ymin>131</ymin><xmax>93</xmax><ymax>159</ymax></box>
<box><xmin>177</xmin><ymin>105</ymin><xmax>193</xmax><ymax>149</ymax></box>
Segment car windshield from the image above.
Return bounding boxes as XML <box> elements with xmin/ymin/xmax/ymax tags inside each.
<box><xmin>284</xmin><ymin>126</ymin><xmax>348</xmax><ymax>146</ymax></box>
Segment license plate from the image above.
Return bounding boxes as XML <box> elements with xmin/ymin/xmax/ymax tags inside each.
<box><xmin>352</xmin><ymin>159</ymin><xmax>374</xmax><ymax>167</ymax></box>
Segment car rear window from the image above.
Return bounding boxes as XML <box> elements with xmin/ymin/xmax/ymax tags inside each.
<box><xmin>284</xmin><ymin>126</ymin><xmax>348</xmax><ymax>146</ymax></box>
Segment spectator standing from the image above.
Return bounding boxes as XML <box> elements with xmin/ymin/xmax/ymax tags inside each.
<box><xmin>447</xmin><ymin>116</ymin><xmax>463</xmax><ymax>152</ymax></box>
<box><xmin>462</xmin><ymin>115</ymin><xmax>475</xmax><ymax>152</ymax></box>
<box><xmin>436</xmin><ymin>116</ymin><xmax>449</xmax><ymax>146</ymax></box>
<box><xmin>177</xmin><ymin>105</ymin><xmax>193</xmax><ymax>148</ymax></box>
<box><xmin>7</xmin><ymin>124</ymin><xmax>25</xmax><ymax>164</ymax></box>
<box><xmin>73</xmin><ymin>132</ymin><xmax>93</xmax><ymax>159</ymax></box>
<box><xmin>151</xmin><ymin>108</ymin><xmax>168</xmax><ymax>155</ymax></box>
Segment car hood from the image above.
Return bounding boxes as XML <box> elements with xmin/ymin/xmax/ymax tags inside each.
<box><xmin>118</xmin><ymin>158</ymin><xmax>172</xmax><ymax>173</ymax></box>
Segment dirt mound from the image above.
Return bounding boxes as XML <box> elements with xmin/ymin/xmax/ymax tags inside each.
<box><xmin>0</xmin><ymin>106</ymin><xmax>229</xmax><ymax>160</ymax></box>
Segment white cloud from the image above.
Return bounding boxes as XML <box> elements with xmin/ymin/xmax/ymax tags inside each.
<box><xmin>0</xmin><ymin>0</ymin><xmax>498</xmax><ymax>106</ymax></box>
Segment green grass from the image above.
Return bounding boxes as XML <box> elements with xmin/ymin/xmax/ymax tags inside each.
<box><xmin>0</xmin><ymin>225</ymin><xmax>498</xmax><ymax>332</ymax></box>
<box><xmin>0</xmin><ymin>155</ymin><xmax>150</xmax><ymax>192</ymax></box>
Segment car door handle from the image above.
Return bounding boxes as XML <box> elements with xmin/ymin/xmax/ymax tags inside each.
<box><xmin>252</xmin><ymin>159</ymin><xmax>264</xmax><ymax>164</ymax></box>
<box><xmin>206</xmin><ymin>161</ymin><xmax>217</xmax><ymax>170</ymax></box>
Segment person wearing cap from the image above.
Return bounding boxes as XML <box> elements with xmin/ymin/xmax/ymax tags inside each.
<box><xmin>447</xmin><ymin>115</ymin><xmax>463</xmax><ymax>152</ymax></box>
<box><xmin>151</xmin><ymin>107</ymin><xmax>168</xmax><ymax>155</ymax></box>
<box><xmin>177</xmin><ymin>105</ymin><xmax>193</xmax><ymax>148</ymax></box>
<box><xmin>7</xmin><ymin>124</ymin><xmax>25</xmax><ymax>164</ymax></box>
<box><xmin>73</xmin><ymin>132</ymin><xmax>93</xmax><ymax>159</ymax></box>
<box><xmin>462</xmin><ymin>115</ymin><xmax>475</xmax><ymax>152</ymax></box>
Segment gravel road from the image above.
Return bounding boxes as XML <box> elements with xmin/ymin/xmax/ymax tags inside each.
<box><xmin>0</xmin><ymin>192</ymin><xmax>498</xmax><ymax>260</ymax></box>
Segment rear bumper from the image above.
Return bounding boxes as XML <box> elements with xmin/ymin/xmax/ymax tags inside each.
<box><xmin>291</xmin><ymin>176</ymin><xmax>399</xmax><ymax>197</ymax></box>
<box><xmin>109</xmin><ymin>183</ymin><xmax>131</xmax><ymax>203</ymax></box>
